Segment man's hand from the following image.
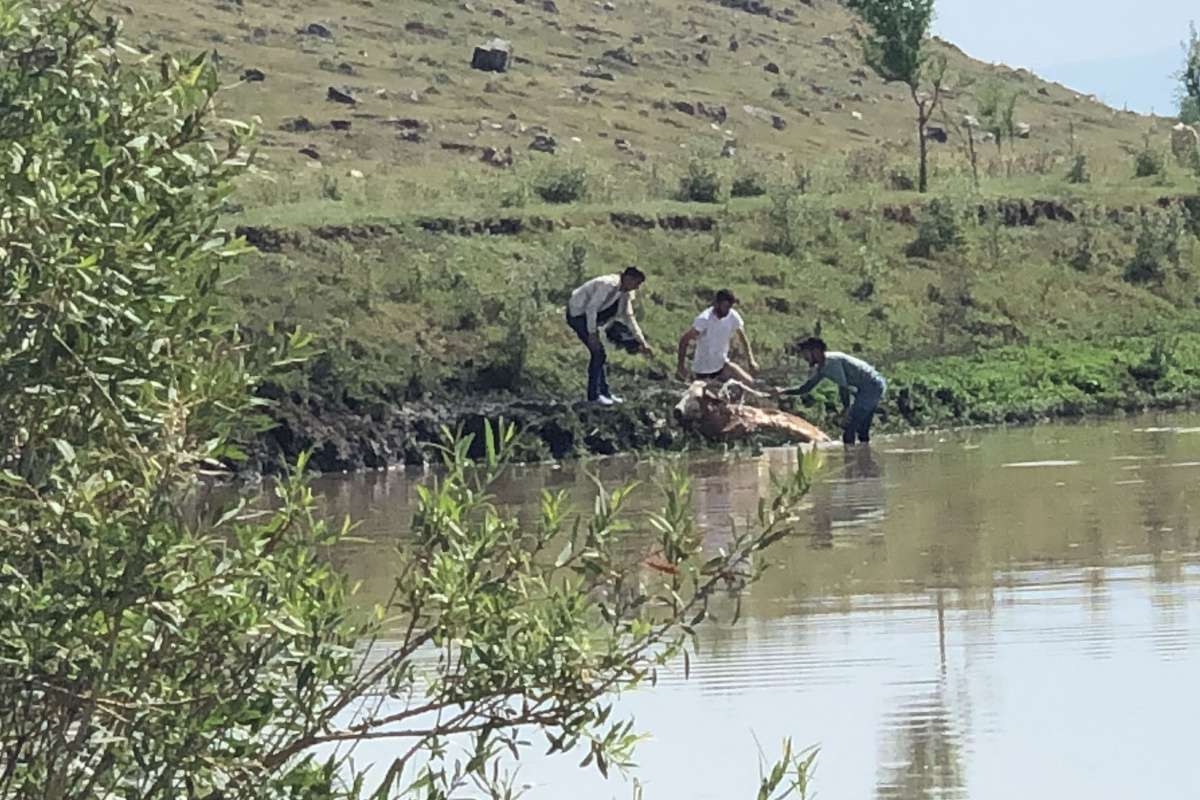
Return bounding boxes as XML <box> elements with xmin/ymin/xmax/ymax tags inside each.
<box><xmin>749</xmin><ymin>358</ymin><xmax>760</xmax><ymax>375</ymax></box>
<box><xmin>770</xmin><ymin>386</ymin><xmax>784</xmax><ymax>397</ymax></box>
<box><xmin>640</xmin><ymin>343</ymin><xmax>654</xmax><ymax>357</ymax></box>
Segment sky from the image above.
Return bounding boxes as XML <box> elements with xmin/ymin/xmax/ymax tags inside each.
<box><xmin>933</xmin><ymin>0</ymin><xmax>1195</xmax><ymax>115</ymax></box>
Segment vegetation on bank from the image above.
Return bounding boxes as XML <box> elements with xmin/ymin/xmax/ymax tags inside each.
<box><xmin>0</xmin><ymin>4</ymin><xmax>819</xmax><ymax>798</ymax></box>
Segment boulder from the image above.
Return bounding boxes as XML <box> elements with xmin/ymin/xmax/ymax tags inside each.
<box><xmin>326</xmin><ymin>86</ymin><xmax>356</xmax><ymax>105</ymax></box>
<box><xmin>298</xmin><ymin>147</ymin><xmax>320</xmax><ymax>160</ymax></box>
<box><xmin>771</xmin><ymin>114</ymin><xmax>786</xmax><ymax>130</ymax></box>
<box><xmin>672</xmin><ymin>100</ymin><xmax>696</xmax><ymax>116</ymax></box>
<box><xmin>529</xmin><ymin>134</ymin><xmax>557</xmax><ymax>153</ymax></box>
<box><xmin>471</xmin><ymin>38</ymin><xmax>512</xmax><ymax>72</ymax></box>
<box><xmin>925</xmin><ymin>125</ymin><xmax>948</xmax><ymax>143</ymax></box>
<box><xmin>241</xmin><ymin>68</ymin><xmax>266</xmax><ymax>82</ymax></box>
<box><xmin>696</xmin><ymin>102</ymin><xmax>727</xmax><ymax>123</ymax></box>
<box><xmin>580</xmin><ymin>65</ymin><xmax>616</xmax><ymax>81</ymax></box>
<box><xmin>603</xmin><ymin>46</ymin><xmax>637</xmax><ymax>66</ymax></box>
<box><xmin>764</xmin><ymin>61</ymin><xmax>780</xmax><ymax>74</ymax></box>
<box><xmin>280</xmin><ymin>116</ymin><xmax>316</xmax><ymax>132</ymax></box>
<box><xmin>542</xmin><ymin>0</ymin><xmax>559</xmax><ymax>11</ymax></box>
<box><xmin>300</xmin><ymin>22</ymin><xmax>333</xmax><ymax>39</ymax></box>
<box><xmin>1015</xmin><ymin>122</ymin><xmax>1032</xmax><ymax>139</ymax></box>
<box><xmin>481</xmin><ymin>146</ymin><xmax>514</xmax><ymax>167</ymax></box>
<box><xmin>330</xmin><ymin>119</ymin><xmax>352</xmax><ymax>131</ymax></box>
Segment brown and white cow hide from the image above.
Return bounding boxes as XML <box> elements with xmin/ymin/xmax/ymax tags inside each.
<box><xmin>673</xmin><ymin>381</ymin><xmax>830</xmax><ymax>444</ymax></box>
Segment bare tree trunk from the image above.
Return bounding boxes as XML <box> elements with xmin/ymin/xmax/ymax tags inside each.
<box><xmin>917</xmin><ymin>113</ymin><xmax>929</xmax><ymax>193</ymax></box>
<box><xmin>966</xmin><ymin>125</ymin><xmax>979</xmax><ymax>189</ymax></box>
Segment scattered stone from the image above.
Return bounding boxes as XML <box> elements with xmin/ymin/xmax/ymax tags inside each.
<box><xmin>543</xmin><ymin>0</ymin><xmax>559</xmax><ymax>11</ymax></box>
<box><xmin>764</xmin><ymin>61</ymin><xmax>780</xmax><ymax>74</ymax></box>
<box><xmin>615</xmin><ymin>138</ymin><xmax>631</xmax><ymax>151</ymax></box>
<box><xmin>580</xmin><ymin>65</ymin><xmax>615</xmax><ymax>81</ymax></box>
<box><xmin>632</xmin><ymin>33</ymin><xmax>645</xmax><ymax>44</ymax></box>
<box><xmin>696</xmin><ymin>102</ymin><xmax>727</xmax><ymax>123</ymax></box>
<box><xmin>604</xmin><ymin>46</ymin><xmax>637</xmax><ymax>66</ymax></box>
<box><xmin>336</xmin><ymin>62</ymin><xmax>356</xmax><ymax>76</ymax></box>
<box><xmin>241</xmin><ymin>68</ymin><xmax>266</xmax><ymax>82</ymax></box>
<box><xmin>386</xmin><ymin>117</ymin><xmax>426</xmax><ymax>130</ymax></box>
<box><xmin>406</xmin><ymin>20</ymin><xmax>448</xmax><ymax>38</ymax></box>
<box><xmin>729</xmin><ymin>36</ymin><xmax>740</xmax><ymax>52</ymax></box>
<box><xmin>406</xmin><ymin>89</ymin><xmax>421</xmax><ymax>103</ymax></box>
<box><xmin>1037</xmin><ymin>87</ymin><xmax>1050</xmax><ymax>96</ymax></box>
<box><xmin>280</xmin><ymin>116</ymin><xmax>316</xmax><ymax>132</ymax></box>
<box><xmin>889</xmin><ymin>172</ymin><xmax>915</xmax><ymax>191</ymax></box>
<box><xmin>672</xmin><ymin>100</ymin><xmax>696</xmax><ymax>115</ymax></box>
<box><xmin>440</xmin><ymin>141</ymin><xmax>478</xmax><ymax>153</ymax></box>
<box><xmin>471</xmin><ymin>38</ymin><xmax>512</xmax><ymax>72</ymax></box>
<box><xmin>481</xmin><ymin>146</ymin><xmax>514</xmax><ymax>167</ymax></box>
<box><xmin>327</xmin><ymin>86</ymin><xmax>356</xmax><ymax>105</ymax></box>
<box><xmin>399</xmin><ymin>130</ymin><xmax>423</xmax><ymax>143</ymax></box>
<box><xmin>348</xmin><ymin>169</ymin><xmax>365</xmax><ymax>179</ymax></box>
<box><xmin>696</xmin><ymin>50</ymin><xmax>710</xmax><ymax>66</ymax></box>
<box><xmin>820</xmin><ymin>35</ymin><xmax>838</xmax><ymax>47</ymax></box>
<box><xmin>925</xmin><ymin>125</ymin><xmax>948</xmax><ymax>143</ymax></box>
<box><xmin>720</xmin><ymin>138</ymin><xmax>736</xmax><ymax>157</ymax></box>
<box><xmin>300</xmin><ymin>22</ymin><xmax>333</xmax><ymax>39</ymax></box>
<box><xmin>1015</xmin><ymin>122</ymin><xmax>1031</xmax><ymax>139</ymax></box>
<box><xmin>298</xmin><ymin>146</ymin><xmax>320</xmax><ymax>160</ymax></box>
<box><xmin>962</xmin><ymin>114</ymin><xmax>979</xmax><ymax>128</ymax></box>
<box><xmin>851</xmin><ymin>110</ymin><xmax>863</xmax><ymax>120</ymax></box>
<box><xmin>330</xmin><ymin>119</ymin><xmax>352</xmax><ymax>131</ymax></box>
<box><xmin>771</xmin><ymin>114</ymin><xmax>786</xmax><ymax>130</ymax></box>
<box><xmin>603</xmin><ymin>1</ymin><xmax>615</xmax><ymax>10</ymax></box>
<box><xmin>529</xmin><ymin>133</ymin><xmax>557</xmax><ymax>153</ymax></box>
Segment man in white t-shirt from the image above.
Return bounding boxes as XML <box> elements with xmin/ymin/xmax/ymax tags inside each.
<box><xmin>675</xmin><ymin>289</ymin><xmax>759</xmax><ymax>383</ymax></box>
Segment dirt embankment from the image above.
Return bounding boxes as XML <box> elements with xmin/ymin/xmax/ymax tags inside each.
<box><xmin>235</xmin><ymin>195</ymin><xmax>1200</xmax><ymax>250</ymax></box>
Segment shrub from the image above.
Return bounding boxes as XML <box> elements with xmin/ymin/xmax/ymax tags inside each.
<box><xmin>1066</xmin><ymin>154</ymin><xmax>1090</xmax><ymax>184</ymax></box>
<box><xmin>1125</xmin><ymin>207</ymin><xmax>1185</xmax><ymax>284</ymax></box>
<box><xmin>533</xmin><ymin>162</ymin><xmax>589</xmax><ymax>203</ymax></box>
<box><xmin>677</xmin><ymin>158</ymin><xmax>723</xmax><ymax>203</ymax></box>
<box><xmin>1134</xmin><ymin>146</ymin><xmax>1165</xmax><ymax>178</ymax></box>
<box><xmin>907</xmin><ymin>197</ymin><xmax>965</xmax><ymax>258</ymax></box>
<box><xmin>731</xmin><ymin>169</ymin><xmax>768</xmax><ymax>197</ymax></box>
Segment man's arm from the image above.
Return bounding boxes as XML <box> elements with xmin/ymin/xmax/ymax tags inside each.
<box><xmin>839</xmin><ymin>386</ymin><xmax>852</xmax><ymax>410</ymax></box>
<box><xmin>778</xmin><ymin>371</ymin><xmax>823</xmax><ymax>397</ymax></box>
<box><xmin>677</xmin><ymin>328</ymin><xmax>700</xmax><ymax>379</ymax></box>
<box><xmin>735</xmin><ymin>328</ymin><xmax>759</xmax><ymax>373</ymax></box>
<box><xmin>619</xmin><ymin>291</ymin><xmax>650</xmax><ymax>353</ymax></box>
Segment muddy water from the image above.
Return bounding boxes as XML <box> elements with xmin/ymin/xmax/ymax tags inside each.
<box><xmin>318</xmin><ymin>414</ymin><xmax>1200</xmax><ymax>800</ymax></box>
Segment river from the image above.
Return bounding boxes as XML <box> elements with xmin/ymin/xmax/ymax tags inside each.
<box><xmin>315</xmin><ymin>413</ymin><xmax>1200</xmax><ymax>799</ymax></box>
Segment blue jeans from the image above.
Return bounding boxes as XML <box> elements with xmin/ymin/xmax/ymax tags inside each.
<box><xmin>844</xmin><ymin>382</ymin><xmax>885</xmax><ymax>445</ymax></box>
<box><xmin>566</xmin><ymin>313</ymin><xmax>610</xmax><ymax>401</ymax></box>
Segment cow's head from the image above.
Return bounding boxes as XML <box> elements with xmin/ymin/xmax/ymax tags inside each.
<box><xmin>673</xmin><ymin>381</ymin><xmax>720</xmax><ymax>424</ymax></box>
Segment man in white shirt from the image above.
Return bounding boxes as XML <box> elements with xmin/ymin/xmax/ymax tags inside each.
<box><xmin>675</xmin><ymin>289</ymin><xmax>759</xmax><ymax>384</ymax></box>
<box><xmin>565</xmin><ymin>266</ymin><xmax>653</xmax><ymax>405</ymax></box>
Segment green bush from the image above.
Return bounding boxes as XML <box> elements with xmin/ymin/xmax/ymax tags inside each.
<box><xmin>907</xmin><ymin>197</ymin><xmax>965</xmax><ymax>258</ymax></box>
<box><xmin>1066</xmin><ymin>154</ymin><xmax>1090</xmax><ymax>184</ymax></box>
<box><xmin>1125</xmin><ymin>207</ymin><xmax>1185</xmax><ymax>284</ymax></box>
<box><xmin>533</xmin><ymin>162</ymin><xmax>589</xmax><ymax>203</ymax></box>
<box><xmin>1134</xmin><ymin>146</ymin><xmax>1165</xmax><ymax>178</ymax></box>
<box><xmin>677</xmin><ymin>159</ymin><xmax>723</xmax><ymax>203</ymax></box>
<box><xmin>731</xmin><ymin>169</ymin><xmax>768</xmax><ymax>197</ymax></box>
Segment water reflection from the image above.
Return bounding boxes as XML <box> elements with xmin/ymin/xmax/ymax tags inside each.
<box><xmin>319</xmin><ymin>413</ymin><xmax>1200</xmax><ymax>800</ymax></box>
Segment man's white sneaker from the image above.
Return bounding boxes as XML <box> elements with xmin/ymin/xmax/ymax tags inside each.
<box><xmin>593</xmin><ymin>396</ymin><xmax>616</xmax><ymax>407</ymax></box>
<box><xmin>606</xmin><ymin>394</ymin><xmax>626</xmax><ymax>404</ymax></box>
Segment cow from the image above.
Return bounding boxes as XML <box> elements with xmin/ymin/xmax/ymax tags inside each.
<box><xmin>673</xmin><ymin>380</ymin><xmax>831</xmax><ymax>444</ymax></box>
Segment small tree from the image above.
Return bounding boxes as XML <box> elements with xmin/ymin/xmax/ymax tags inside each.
<box><xmin>1178</xmin><ymin>22</ymin><xmax>1200</xmax><ymax>124</ymax></box>
<box><xmin>975</xmin><ymin>81</ymin><xmax>1021</xmax><ymax>157</ymax></box>
<box><xmin>849</xmin><ymin>0</ymin><xmax>946</xmax><ymax>193</ymax></box>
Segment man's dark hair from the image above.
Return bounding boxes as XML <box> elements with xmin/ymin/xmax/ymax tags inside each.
<box><xmin>622</xmin><ymin>265</ymin><xmax>646</xmax><ymax>282</ymax></box>
<box><xmin>714</xmin><ymin>288</ymin><xmax>737</xmax><ymax>306</ymax></box>
<box><xmin>798</xmin><ymin>336</ymin><xmax>827</xmax><ymax>354</ymax></box>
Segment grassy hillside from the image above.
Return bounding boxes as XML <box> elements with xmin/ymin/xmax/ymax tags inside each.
<box><xmin>102</xmin><ymin>0</ymin><xmax>1200</xmax><ymax>468</ymax></box>
<box><xmin>110</xmin><ymin>0</ymin><xmax>1183</xmax><ymax>218</ymax></box>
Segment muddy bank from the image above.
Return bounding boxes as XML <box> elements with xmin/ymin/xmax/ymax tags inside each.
<box><xmin>252</xmin><ymin>385</ymin><xmax>704</xmax><ymax>474</ymax></box>
<box><xmin>249</xmin><ymin>379</ymin><xmax>1200</xmax><ymax>475</ymax></box>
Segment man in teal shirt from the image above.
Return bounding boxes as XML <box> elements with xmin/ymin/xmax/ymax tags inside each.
<box><xmin>775</xmin><ymin>338</ymin><xmax>886</xmax><ymax>445</ymax></box>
